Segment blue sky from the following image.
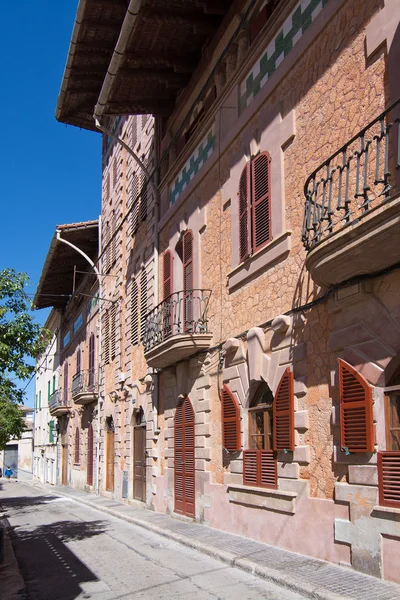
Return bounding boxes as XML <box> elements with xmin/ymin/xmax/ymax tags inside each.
<box><xmin>0</xmin><ymin>1</ymin><xmax>101</xmax><ymax>404</ymax></box>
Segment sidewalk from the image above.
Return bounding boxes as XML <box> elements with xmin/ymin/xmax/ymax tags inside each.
<box><xmin>32</xmin><ymin>482</ymin><xmax>400</xmax><ymax>600</ymax></box>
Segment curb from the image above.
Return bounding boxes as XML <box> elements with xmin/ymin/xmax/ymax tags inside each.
<box><xmin>49</xmin><ymin>487</ymin><xmax>354</xmax><ymax>600</ymax></box>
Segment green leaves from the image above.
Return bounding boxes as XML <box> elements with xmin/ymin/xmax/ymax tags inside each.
<box><xmin>0</xmin><ymin>269</ymin><xmax>46</xmax><ymax>449</ymax></box>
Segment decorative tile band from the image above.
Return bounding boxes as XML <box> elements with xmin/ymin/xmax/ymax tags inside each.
<box><xmin>239</xmin><ymin>0</ymin><xmax>329</xmax><ymax>112</ymax></box>
<box><xmin>170</xmin><ymin>123</ymin><xmax>216</xmax><ymax>205</ymax></box>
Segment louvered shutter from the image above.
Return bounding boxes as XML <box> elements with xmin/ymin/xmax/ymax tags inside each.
<box><xmin>174</xmin><ymin>397</ymin><xmax>195</xmax><ymax>518</ymax></box>
<box><xmin>251</xmin><ymin>151</ymin><xmax>271</xmax><ymax>252</ymax></box>
<box><xmin>103</xmin><ymin>222</ymin><xmax>111</xmax><ymax>273</ymax></box>
<box><xmin>140</xmin><ymin>270</ymin><xmax>148</xmax><ymax>343</ymax></box>
<box><xmin>112</xmin><ymin>158</ymin><xmax>118</xmax><ymax>188</ymax></box>
<box><xmin>183</xmin><ymin>231</ymin><xmax>193</xmax><ymax>332</ymax></box>
<box><xmin>76</xmin><ymin>350</ymin><xmax>81</xmax><ymax>374</ymax></box>
<box><xmin>111</xmin><ymin>212</ymin><xmax>117</xmax><ymax>266</ymax></box>
<box><xmin>338</xmin><ymin>359</ymin><xmax>374</xmax><ymax>453</ymax></box>
<box><xmin>110</xmin><ymin>303</ymin><xmax>117</xmax><ymax>361</ymax></box>
<box><xmin>239</xmin><ymin>163</ymin><xmax>250</xmax><ymax>261</ymax></box>
<box><xmin>140</xmin><ymin>174</ymin><xmax>147</xmax><ymax>222</ymax></box>
<box><xmin>221</xmin><ymin>386</ymin><xmax>241</xmax><ymax>452</ymax></box>
<box><xmin>131</xmin><ymin>116</ymin><xmax>137</xmax><ymax>148</ymax></box>
<box><xmin>103</xmin><ymin>310</ymin><xmax>110</xmax><ymax>364</ymax></box>
<box><xmin>88</xmin><ymin>334</ymin><xmax>95</xmax><ymax>390</ymax></box>
<box><xmin>130</xmin><ymin>280</ymin><xmax>139</xmax><ymax>345</ymax></box>
<box><xmin>87</xmin><ymin>424</ymin><xmax>94</xmax><ymax>486</ymax></box>
<box><xmin>174</xmin><ymin>400</ymin><xmax>184</xmax><ymax>514</ymax></box>
<box><xmin>378</xmin><ymin>451</ymin><xmax>400</xmax><ymax>508</ymax></box>
<box><xmin>274</xmin><ymin>368</ymin><xmax>294</xmax><ymax>451</ymax></box>
<box><xmin>243</xmin><ymin>450</ymin><xmax>259</xmax><ymax>486</ymax></box>
<box><xmin>163</xmin><ymin>251</ymin><xmax>173</xmax><ymax>299</ymax></box>
<box><xmin>64</xmin><ymin>362</ymin><xmax>69</xmax><ymax>400</ymax></box>
<box><xmin>75</xmin><ymin>428</ymin><xmax>80</xmax><ymax>464</ymax></box>
<box><xmin>243</xmin><ymin>450</ymin><xmax>277</xmax><ymax>488</ymax></box>
<box><xmin>129</xmin><ymin>172</ymin><xmax>139</xmax><ymax>235</ymax></box>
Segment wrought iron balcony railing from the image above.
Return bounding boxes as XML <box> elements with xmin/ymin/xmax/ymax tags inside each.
<box><xmin>144</xmin><ymin>289</ymin><xmax>212</xmax><ymax>353</ymax></box>
<box><xmin>302</xmin><ymin>99</ymin><xmax>400</xmax><ymax>251</ymax></box>
<box><xmin>71</xmin><ymin>370</ymin><xmax>97</xmax><ymax>398</ymax></box>
<box><xmin>49</xmin><ymin>389</ymin><xmax>69</xmax><ymax>413</ymax></box>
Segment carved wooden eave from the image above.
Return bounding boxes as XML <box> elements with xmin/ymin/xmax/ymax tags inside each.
<box><xmin>56</xmin><ymin>0</ymin><xmax>235</xmax><ymax>131</ymax></box>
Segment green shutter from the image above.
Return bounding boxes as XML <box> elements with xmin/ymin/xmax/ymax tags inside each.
<box><xmin>49</xmin><ymin>420</ymin><xmax>55</xmax><ymax>444</ymax></box>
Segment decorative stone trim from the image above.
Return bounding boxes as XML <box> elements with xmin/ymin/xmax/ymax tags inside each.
<box><xmin>227</xmin><ymin>484</ymin><xmax>297</xmax><ymax>513</ymax></box>
<box><xmin>169</xmin><ymin>123</ymin><xmax>216</xmax><ymax>205</ymax></box>
<box><xmin>239</xmin><ymin>0</ymin><xmax>329</xmax><ymax>112</ymax></box>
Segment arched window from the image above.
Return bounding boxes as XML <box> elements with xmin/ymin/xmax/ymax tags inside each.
<box><xmin>239</xmin><ymin>151</ymin><xmax>271</xmax><ymax>262</ymax></box>
<box><xmin>75</xmin><ymin>428</ymin><xmax>80</xmax><ymax>464</ymax></box>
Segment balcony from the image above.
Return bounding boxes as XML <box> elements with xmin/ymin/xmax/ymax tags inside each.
<box><xmin>49</xmin><ymin>390</ymin><xmax>70</xmax><ymax>417</ymax></box>
<box><xmin>71</xmin><ymin>370</ymin><xmax>98</xmax><ymax>405</ymax></box>
<box><xmin>144</xmin><ymin>289</ymin><xmax>212</xmax><ymax>369</ymax></box>
<box><xmin>302</xmin><ymin>99</ymin><xmax>400</xmax><ymax>287</ymax></box>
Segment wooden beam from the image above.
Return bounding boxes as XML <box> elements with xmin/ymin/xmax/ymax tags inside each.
<box><xmin>140</xmin><ymin>8</ymin><xmax>219</xmax><ymax>35</ymax></box>
<box><xmin>124</xmin><ymin>51</ymin><xmax>197</xmax><ymax>73</ymax></box>
<box><xmin>118</xmin><ymin>68</ymin><xmax>190</xmax><ymax>86</ymax></box>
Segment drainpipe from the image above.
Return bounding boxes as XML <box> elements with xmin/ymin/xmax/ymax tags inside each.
<box><xmin>56</xmin><ymin>227</ymin><xmax>103</xmax><ymax>495</ymax></box>
<box><xmin>93</xmin><ymin>117</ymin><xmax>160</xmax><ymax>434</ymax></box>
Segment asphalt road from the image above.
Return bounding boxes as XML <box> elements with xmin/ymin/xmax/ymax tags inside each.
<box><xmin>1</xmin><ymin>481</ymin><xmax>307</xmax><ymax>600</ymax></box>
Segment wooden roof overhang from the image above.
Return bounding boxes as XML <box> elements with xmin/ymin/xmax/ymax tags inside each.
<box><xmin>57</xmin><ymin>0</ymin><xmax>235</xmax><ymax>129</ymax></box>
<box><xmin>34</xmin><ymin>221</ymin><xmax>99</xmax><ymax>310</ymax></box>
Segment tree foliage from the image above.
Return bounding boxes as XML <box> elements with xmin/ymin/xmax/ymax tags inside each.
<box><xmin>0</xmin><ymin>269</ymin><xmax>46</xmax><ymax>449</ymax></box>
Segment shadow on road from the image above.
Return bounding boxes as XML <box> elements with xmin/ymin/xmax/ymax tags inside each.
<box><xmin>8</xmin><ymin>512</ymin><xmax>108</xmax><ymax>600</ymax></box>
<box><xmin>0</xmin><ymin>493</ymin><xmax>59</xmax><ymax>513</ymax></box>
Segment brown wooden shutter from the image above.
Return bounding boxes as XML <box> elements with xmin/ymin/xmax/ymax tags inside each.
<box><xmin>239</xmin><ymin>163</ymin><xmax>251</xmax><ymax>262</ymax></box>
<box><xmin>130</xmin><ymin>280</ymin><xmax>139</xmax><ymax>345</ymax></box>
<box><xmin>243</xmin><ymin>450</ymin><xmax>259</xmax><ymax>486</ymax></box>
<box><xmin>243</xmin><ymin>450</ymin><xmax>277</xmax><ymax>489</ymax></box>
<box><xmin>338</xmin><ymin>359</ymin><xmax>374</xmax><ymax>453</ymax></box>
<box><xmin>110</xmin><ymin>303</ymin><xmax>117</xmax><ymax>361</ymax></box>
<box><xmin>221</xmin><ymin>385</ymin><xmax>241</xmax><ymax>452</ymax></box>
<box><xmin>274</xmin><ymin>368</ymin><xmax>294</xmax><ymax>452</ymax></box>
<box><xmin>88</xmin><ymin>334</ymin><xmax>95</xmax><ymax>389</ymax></box>
<box><xmin>103</xmin><ymin>310</ymin><xmax>110</xmax><ymax>364</ymax></box>
<box><xmin>111</xmin><ymin>212</ymin><xmax>117</xmax><ymax>266</ymax></box>
<box><xmin>87</xmin><ymin>424</ymin><xmax>94</xmax><ymax>486</ymax></box>
<box><xmin>174</xmin><ymin>396</ymin><xmax>195</xmax><ymax>518</ymax></box>
<box><xmin>251</xmin><ymin>151</ymin><xmax>271</xmax><ymax>253</ymax></box>
<box><xmin>140</xmin><ymin>174</ymin><xmax>147</xmax><ymax>222</ymax></box>
<box><xmin>63</xmin><ymin>362</ymin><xmax>69</xmax><ymax>400</ymax></box>
<box><xmin>183</xmin><ymin>231</ymin><xmax>194</xmax><ymax>331</ymax></box>
<box><xmin>378</xmin><ymin>451</ymin><xmax>400</xmax><ymax>508</ymax></box>
<box><xmin>75</xmin><ymin>428</ymin><xmax>80</xmax><ymax>464</ymax></box>
<box><xmin>163</xmin><ymin>251</ymin><xmax>173</xmax><ymax>299</ymax></box>
<box><xmin>112</xmin><ymin>157</ymin><xmax>118</xmax><ymax>188</ymax></box>
<box><xmin>140</xmin><ymin>270</ymin><xmax>148</xmax><ymax>343</ymax></box>
<box><xmin>131</xmin><ymin>116</ymin><xmax>137</xmax><ymax>148</ymax></box>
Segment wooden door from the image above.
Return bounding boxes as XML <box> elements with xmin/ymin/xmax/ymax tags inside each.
<box><xmin>133</xmin><ymin>425</ymin><xmax>146</xmax><ymax>501</ymax></box>
<box><xmin>87</xmin><ymin>425</ymin><xmax>94</xmax><ymax>486</ymax></box>
<box><xmin>106</xmin><ymin>430</ymin><xmax>115</xmax><ymax>492</ymax></box>
<box><xmin>62</xmin><ymin>445</ymin><xmax>68</xmax><ymax>485</ymax></box>
<box><xmin>174</xmin><ymin>396</ymin><xmax>195</xmax><ymax>517</ymax></box>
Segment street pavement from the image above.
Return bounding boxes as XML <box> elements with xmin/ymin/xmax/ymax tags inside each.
<box><xmin>1</xmin><ymin>481</ymin><xmax>307</xmax><ymax>600</ymax></box>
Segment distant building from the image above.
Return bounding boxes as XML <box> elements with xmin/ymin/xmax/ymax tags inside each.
<box><xmin>2</xmin><ymin>407</ymin><xmax>34</xmax><ymax>481</ymax></box>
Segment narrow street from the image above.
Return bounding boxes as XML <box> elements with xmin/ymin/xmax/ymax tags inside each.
<box><xmin>1</xmin><ymin>482</ymin><xmax>306</xmax><ymax>600</ymax></box>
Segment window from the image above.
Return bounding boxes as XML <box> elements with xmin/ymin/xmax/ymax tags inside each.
<box><xmin>89</xmin><ymin>334</ymin><xmax>95</xmax><ymax>389</ymax></box>
<box><xmin>103</xmin><ymin>310</ymin><xmax>110</xmax><ymax>364</ymax></box>
<box><xmin>52</xmin><ymin>375</ymin><xmax>56</xmax><ymax>394</ymax></box>
<box><xmin>378</xmin><ymin>369</ymin><xmax>400</xmax><ymax>508</ymax></box>
<box><xmin>243</xmin><ymin>369</ymin><xmax>294</xmax><ymax>489</ymax></box>
<box><xmin>239</xmin><ymin>151</ymin><xmax>271</xmax><ymax>262</ymax></box>
<box><xmin>63</xmin><ymin>363</ymin><xmax>68</xmax><ymax>400</ymax></box>
<box><xmin>73</xmin><ymin>313</ymin><xmax>83</xmax><ymax>333</ymax></box>
<box><xmin>163</xmin><ymin>251</ymin><xmax>174</xmax><ymax>338</ymax></box>
<box><xmin>75</xmin><ymin>428</ymin><xmax>80</xmax><ymax>464</ymax></box>
<box><xmin>47</xmin><ymin>381</ymin><xmax>51</xmax><ymax>402</ymax></box>
<box><xmin>49</xmin><ymin>420</ymin><xmax>55</xmax><ymax>444</ymax></box>
<box><xmin>128</xmin><ymin>173</ymin><xmax>140</xmax><ymax>235</ymax></box>
<box><xmin>338</xmin><ymin>359</ymin><xmax>374</xmax><ymax>453</ymax></box>
<box><xmin>182</xmin><ymin>230</ymin><xmax>194</xmax><ymax>332</ymax></box>
<box><xmin>103</xmin><ymin>221</ymin><xmax>111</xmax><ymax>273</ymax></box>
<box><xmin>131</xmin><ymin>116</ymin><xmax>137</xmax><ymax>148</ymax></box>
<box><xmin>111</xmin><ymin>303</ymin><xmax>117</xmax><ymax>361</ymax></box>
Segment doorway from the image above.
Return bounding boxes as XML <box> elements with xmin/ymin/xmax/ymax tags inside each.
<box><xmin>61</xmin><ymin>444</ymin><xmax>68</xmax><ymax>485</ymax></box>
<box><xmin>87</xmin><ymin>424</ymin><xmax>94</xmax><ymax>486</ymax></box>
<box><xmin>105</xmin><ymin>417</ymin><xmax>115</xmax><ymax>493</ymax></box>
<box><xmin>174</xmin><ymin>396</ymin><xmax>195</xmax><ymax>518</ymax></box>
<box><xmin>133</xmin><ymin>408</ymin><xmax>146</xmax><ymax>502</ymax></box>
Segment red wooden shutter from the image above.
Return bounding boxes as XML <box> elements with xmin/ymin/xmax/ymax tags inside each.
<box><xmin>338</xmin><ymin>359</ymin><xmax>374</xmax><ymax>453</ymax></box>
<box><xmin>75</xmin><ymin>428</ymin><xmax>80</xmax><ymax>464</ymax></box>
<box><xmin>378</xmin><ymin>451</ymin><xmax>400</xmax><ymax>508</ymax></box>
<box><xmin>183</xmin><ymin>231</ymin><xmax>194</xmax><ymax>331</ymax></box>
<box><xmin>251</xmin><ymin>151</ymin><xmax>271</xmax><ymax>253</ymax></box>
<box><xmin>174</xmin><ymin>397</ymin><xmax>195</xmax><ymax>517</ymax></box>
<box><xmin>110</xmin><ymin>303</ymin><xmax>117</xmax><ymax>361</ymax></box>
<box><xmin>163</xmin><ymin>251</ymin><xmax>173</xmax><ymax>300</ymax></box>
<box><xmin>243</xmin><ymin>450</ymin><xmax>259</xmax><ymax>485</ymax></box>
<box><xmin>274</xmin><ymin>368</ymin><xmax>294</xmax><ymax>451</ymax></box>
<box><xmin>76</xmin><ymin>350</ymin><xmax>81</xmax><ymax>374</ymax></box>
<box><xmin>87</xmin><ymin>424</ymin><xmax>94</xmax><ymax>486</ymax></box>
<box><xmin>103</xmin><ymin>310</ymin><xmax>110</xmax><ymax>364</ymax></box>
<box><xmin>239</xmin><ymin>163</ymin><xmax>250</xmax><ymax>261</ymax></box>
<box><xmin>221</xmin><ymin>385</ymin><xmax>241</xmax><ymax>452</ymax></box>
<box><xmin>88</xmin><ymin>334</ymin><xmax>95</xmax><ymax>389</ymax></box>
<box><xmin>174</xmin><ymin>401</ymin><xmax>184</xmax><ymax>514</ymax></box>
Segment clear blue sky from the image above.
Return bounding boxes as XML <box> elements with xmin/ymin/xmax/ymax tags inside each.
<box><xmin>0</xmin><ymin>1</ymin><xmax>101</xmax><ymax>404</ymax></box>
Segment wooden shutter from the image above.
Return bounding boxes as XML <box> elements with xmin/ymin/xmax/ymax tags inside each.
<box><xmin>163</xmin><ymin>251</ymin><xmax>173</xmax><ymax>299</ymax></box>
<box><xmin>49</xmin><ymin>420</ymin><xmax>55</xmax><ymax>444</ymax></box>
<box><xmin>63</xmin><ymin>362</ymin><xmax>69</xmax><ymax>398</ymax></box>
<box><xmin>129</xmin><ymin>173</ymin><xmax>140</xmax><ymax>235</ymax></box>
<box><xmin>103</xmin><ymin>310</ymin><xmax>110</xmax><ymax>364</ymax></box>
<box><xmin>140</xmin><ymin>270</ymin><xmax>148</xmax><ymax>343</ymax></box>
<box><xmin>87</xmin><ymin>424</ymin><xmax>94</xmax><ymax>486</ymax></box>
<box><xmin>221</xmin><ymin>385</ymin><xmax>241</xmax><ymax>452</ymax></box>
<box><xmin>174</xmin><ymin>397</ymin><xmax>195</xmax><ymax>518</ymax></box>
<box><xmin>131</xmin><ymin>116</ymin><xmax>137</xmax><ymax>148</ymax></box>
<box><xmin>274</xmin><ymin>368</ymin><xmax>294</xmax><ymax>451</ymax></box>
<box><xmin>130</xmin><ymin>280</ymin><xmax>139</xmax><ymax>345</ymax></box>
<box><xmin>183</xmin><ymin>231</ymin><xmax>193</xmax><ymax>331</ymax></box>
<box><xmin>75</xmin><ymin>428</ymin><xmax>80</xmax><ymax>464</ymax></box>
<box><xmin>338</xmin><ymin>359</ymin><xmax>374</xmax><ymax>453</ymax></box>
<box><xmin>112</xmin><ymin>157</ymin><xmax>118</xmax><ymax>188</ymax></box>
<box><xmin>76</xmin><ymin>350</ymin><xmax>81</xmax><ymax>374</ymax></box>
<box><xmin>111</xmin><ymin>212</ymin><xmax>117</xmax><ymax>266</ymax></box>
<box><xmin>239</xmin><ymin>163</ymin><xmax>251</xmax><ymax>262</ymax></box>
<box><xmin>251</xmin><ymin>151</ymin><xmax>271</xmax><ymax>253</ymax></box>
<box><xmin>88</xmin><ymin>334</ymin><xmax>95</xmax><ymax>389</ymax></box>
<box><xmin>378</xmin><ymin>451</ymin><xmax>400</xmax><ymax>508</ymax></box>
<box><xmin>243</xmin><ymin>450</ymin><xmax>277</xmax><ymax>489</ymax></box>
<box><xmin>110</xmin><ymin>303</ymin><xmax>117</xmax><ymax>361</ymax></box>
<box><xmin>103</xmin><ymin>221</ymin><xmax>111</xmax><ymax>273</ymax></box>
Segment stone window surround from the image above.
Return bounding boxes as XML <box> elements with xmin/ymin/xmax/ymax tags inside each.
<box><xmin>227</xmin><ymin>483</ymin><xmax>297</xmax><ymax>514</ymax></box>
<box><xmin>157</xmin><ymin>0</ymin><xmax>342</xmax><ymax>232</ymax></box>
